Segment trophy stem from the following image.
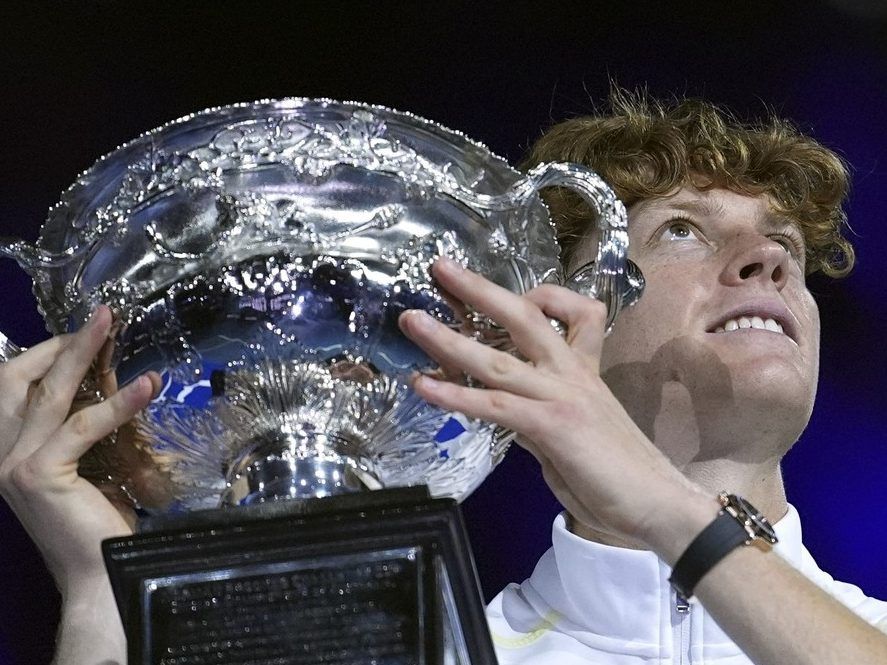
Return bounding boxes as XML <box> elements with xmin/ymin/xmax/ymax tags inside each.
<box><xmin>221</xmin><ymin>431</ymin><xmax>366</xmax><ymax>506</ymax></box>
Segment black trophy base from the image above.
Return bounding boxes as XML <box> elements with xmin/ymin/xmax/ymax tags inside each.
<box><xmin>103</xmin><ymin>487</ymin><xmax>498</xmax><ymax>665</ymax></box>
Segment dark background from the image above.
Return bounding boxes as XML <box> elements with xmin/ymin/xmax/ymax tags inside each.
<box><xmin>1</xmin><ymin>2</ymin><xmax>886</xmax><ymax>662</ymax></box>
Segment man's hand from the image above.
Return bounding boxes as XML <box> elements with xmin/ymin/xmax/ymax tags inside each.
<box><xmin>400</xmin><ymin>258</ymin><xmax>887</xmax><ymax>665</ymax></box>
<box><xmin>399</xmin><ymin>258</ymin><xmax>710</xmax><ymax>550</ymax></box>
<box><xmin>0</xmin><ymin>305</ymin><xmax>160</xmax><ymax>664</ymax></box>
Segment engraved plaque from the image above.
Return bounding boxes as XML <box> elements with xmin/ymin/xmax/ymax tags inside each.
<box><xmin>104</xmin><ymin>488</ymin><xmax>489</xmax><ymax>665</ymax></box>
<box><xmin>147</xmin><ymin>550</ymin><xmax>422</xmax><ymax>664</ymax></box>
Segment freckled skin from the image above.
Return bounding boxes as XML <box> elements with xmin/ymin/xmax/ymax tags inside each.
<box><xmin>579</xmin><ymin>187</ymin><xmax>820</xmax><ymax>466</ymax></box>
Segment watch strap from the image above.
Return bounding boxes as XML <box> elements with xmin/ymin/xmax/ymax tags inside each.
<box><xmin>668</xmin><ymin>510</ymin><xmax>750</xmax><ymax>599</ymax></box>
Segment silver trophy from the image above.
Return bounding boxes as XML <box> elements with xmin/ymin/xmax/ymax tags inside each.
<box><xmin>0</xmin><ymin>100</ymin><xmax>642</xmax><ymax>665</ymax></box>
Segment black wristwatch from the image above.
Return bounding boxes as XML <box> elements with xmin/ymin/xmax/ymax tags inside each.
<box><xmin>669</xmin><ymin>492</ymin><xmax>778</xmax><ymax>599</ymax></box>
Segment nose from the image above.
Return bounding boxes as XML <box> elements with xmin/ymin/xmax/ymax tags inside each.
<box><xmin>720</xmin><ymin>235</ymin><xmax>791</xmax><ymax>291</ymax></box>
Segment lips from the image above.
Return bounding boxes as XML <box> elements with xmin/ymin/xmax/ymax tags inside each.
<box><xmin>707</xmin><ymin>302</ymin><xmax>798</xmax><ymax>344</ymax></box>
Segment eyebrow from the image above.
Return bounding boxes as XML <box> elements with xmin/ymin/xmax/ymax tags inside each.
<box><xmin>664</xmin><ymin>199</ymin><xmax>801</xmax><ymax>233</ymax></box>
<box><xmin>666</xmin><ymin>199</ymin><xmax>728</xmax><ymax>218</ymax></box>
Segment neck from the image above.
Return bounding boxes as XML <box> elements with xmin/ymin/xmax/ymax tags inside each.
<box><xmin>579</xmin><ymin>370</ymin><xmax>801</xmax><ymax>548</ymax></box>
<box><xmin>680</xmin><ymin>456</ymin><xmax>788</xmax><ymax>517</ymax></box>
<box><xmin>571</xmin><ymin>454</ymin><xmax>789</xmax><ymax>549</ymax></box>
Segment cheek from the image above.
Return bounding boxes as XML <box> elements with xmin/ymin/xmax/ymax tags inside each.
<box><xmin>802</xmin><ymin>292</ymin><xmax>821</xmax><ymax>369</ymax></box>
<box><xmin>809</xmin><ymin>300</ymin><xmax>820</xmax><ymax>345</ymax></box>
<box><xmin>600</xmin><ymin>297</ymin><xmax>669</xmax><ymax>368</ymax></box>
<box><xmin>599</xmin><ymin>263</ymin><xmax>703</xmax><ymax>368</ymax></box>
<box><xmin>786</xmin><ymin>278</ymin><xmax>820</xmax><ymax>348</ymax></box>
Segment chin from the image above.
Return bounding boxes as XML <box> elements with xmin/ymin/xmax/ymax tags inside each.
<box><xmin>687</xmin><ymin>352</ymin><xmax>815</xmax><ymax>445</ymax></box>
<box><xmin>730</xmin><ymin>367</ymin><xmax>815</xmax><ymax>432</ymax></box>
<box><xmin>712</xmin><ymin>337</ymin><xmax>816</xmax><ymax>400</ymax></box>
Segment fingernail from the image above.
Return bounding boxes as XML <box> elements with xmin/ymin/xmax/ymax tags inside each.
<box><xmin>415</xmin><ymin>374</ymin><xmax>440</xmax><ymax>390</ymax></box>
<box><xmin>436</xmin><ymin>256</ymin><xmax>463</xmax><ymax>273</ymax></box>
<box><xmin>86</xmin><ymin>305</ymin><xmax>107</xmax><ymax>328</ymax></box>
<box><xmin>409</xmin><ymin>310</ymin><xmax>436</xmax><ymax>330</ymax></box>
<box><xmin>147</xmin><ymin>371</ymin><xmax>162</xmax><ymax>398</ymax></box>
<box><xmin>126</xmin><ymin>375</ymin><xmax>148</xmax><ymax>394</ymax></box>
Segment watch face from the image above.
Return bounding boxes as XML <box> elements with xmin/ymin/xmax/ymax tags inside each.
<box><xmin>730</xmin><ymin>495</ymin><xmax>779</xmax><ymax>543</ymax></box>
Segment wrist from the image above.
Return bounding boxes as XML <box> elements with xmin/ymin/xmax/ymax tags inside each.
<box><xmin>639</xmin><ymin>485</ymin><xmax>723</xmax><ymax>566</ymax></box>
<box><xmin>59</xmin><ymin>569</ymin><xmax>116</xmax><ymax>610</ymax></box>
<box><xmin>56</xmin><ymin>582</ymin><xmax>126</xmax><ymax>665</ymax></box>
<box><xmin>58</xmin><ymin>573</ymin><xmax>124</xmax><ymax>643</ymax></box>
<box><xmin>669</xmin><ymin>492</ymin><xmax>780</xmax><ymax>598</ymax></box>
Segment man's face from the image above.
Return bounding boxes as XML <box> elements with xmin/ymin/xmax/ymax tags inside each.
<box><xmin>583</xmin><ymin>186</ymin><xmax>820</xmax><ymax>456</ymax></box>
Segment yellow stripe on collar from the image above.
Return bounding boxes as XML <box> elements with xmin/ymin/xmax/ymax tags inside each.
<box><xmin>491</xmin><ymin>610</ymin><xmax>562</xmax><ymax>649</ymax></box>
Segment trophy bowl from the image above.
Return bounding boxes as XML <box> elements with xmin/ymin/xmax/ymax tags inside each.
<box><xmin>0</xmin><ymin>99</ymin><xmax>641</xmax><ymax>515</ymax></box>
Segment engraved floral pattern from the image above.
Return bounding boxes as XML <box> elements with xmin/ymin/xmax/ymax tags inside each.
<box><xmin>0</xmin><ymin>100</ymin><xmax>633</xmax><ymax>510</ymax></box>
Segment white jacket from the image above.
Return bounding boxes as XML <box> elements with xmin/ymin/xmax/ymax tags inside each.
<box><xmin>486</xmin><ymin>506</ymin><xmax>887</xmax><ymax>664</ymax></box>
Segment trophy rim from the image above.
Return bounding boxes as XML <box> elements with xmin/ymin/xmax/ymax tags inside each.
<box><xmin>39</xmin><ymin>96</ymin><xmax>519</xmax><ymax>244</ymax></box>
<box><xmin>31</xmin><ymin>97</ymin><xmax>526</xmax><ymax>333</ymax></box>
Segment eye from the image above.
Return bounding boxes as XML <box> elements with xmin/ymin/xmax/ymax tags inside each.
<box><xmin>768</xmin><ymin>233</ymin><xmax>805</xmax><ymax>261</ymax></box>
<box><xmin>659</xmin><ymin>218</ymin><xmax>701</xmax><ymax>242</ymax></box>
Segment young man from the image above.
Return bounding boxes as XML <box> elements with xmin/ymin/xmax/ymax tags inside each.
<box><xmin>398</xmin><ymin>93</ymin><xmax>887</xmax><ymax>663</ymax></box>
<box><xmin>1</xmin><ymin>93</ymin><xmax>886</xmax><ymax>664</ymax></box>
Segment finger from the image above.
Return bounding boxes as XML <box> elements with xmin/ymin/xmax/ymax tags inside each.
<box><xmin>405</xmin><ymin>310</ymin><xmax>471</xmax><ymax>383</ymax></box>
<box><xmin>410</xmin><ymin>373</ymin><xmax>549</xmax><ymax>441</ymax></box>
<box><xmin>0</xmin><ymin>336</ymin><xmax>73</xmax><ymax>429</ymax></box>
<box><xmin>400</xmin><ymin>309</ymin><xmax>558</xmax><ymax>398</ymax></box>
<box><xmin>30</xmin><ymin>373</ymin><xmax>155</xmax><ymax>469</ymax></box>
<box><xmin>0</xmin><ymin>334</ymin><xmax>72</xmax><ymax>384</ymax></box>
<box><xmin>523</xmin><ymin>286</ymin><xmax>609</xmax><ymax>364</ymax></box>
<box><xmin>95</xmin><ymin>334</ymin><xmax>118</xmax><ymax>397</ymax></box>
<box><xmin>398</xmin><ymin>309</ymin><xmax>475</xmax><ymax>383</ymax></box>
<box><xmin>432</xmin><ymin>259</ymin><xmax>564</xmax><ymax>364</ymax></box>
<box><xmin>16</xmin><ymin>307</ymin><xmax>113</xmax><ymax>447</ymax></box>
<box><xmin>95</xmin><ymin>313</ymin><xmax>129</xmax><ymax>397</ymax></box>
<box><xmin>145</xmin><ymin>370</ymin><xmax>163</xmax><ymax>398</ymax></box>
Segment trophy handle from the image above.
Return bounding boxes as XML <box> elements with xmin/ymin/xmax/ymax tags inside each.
<box><xmin>517</xmin><ymin>162</ymin><xmax>645</xmax><ymax>331</ymax></box>
<box><xmin>0</xmin><ymin>236</ymin><xmax>42</xmax><ymax>362</ymax></box>
<box><xmin>1</xmin><ymin>235</ymin><xmax>88</xmax><ymax>271</ymax></box>
<box><xmin>0</xmin><ymin>329</ymin><xmax>23</xmax><ymax>363</ymax></box>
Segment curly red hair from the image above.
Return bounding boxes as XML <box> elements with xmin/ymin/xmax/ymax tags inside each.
<box><xmin>521</xmin><ymin>90</ymin><xmax>854</xmax><ymax>277</ymax></box>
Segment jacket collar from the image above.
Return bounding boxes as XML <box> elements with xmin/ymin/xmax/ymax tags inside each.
<box><xmin>518</xmin><ymin>505</ymin><xmax>804</xmax><ymax>657</ymax></box>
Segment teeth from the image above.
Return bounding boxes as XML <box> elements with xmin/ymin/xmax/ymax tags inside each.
<box><xmin>716</xmin><ymin>317</ymin><xmax>785</xmax><ymax>335</ymax></box>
